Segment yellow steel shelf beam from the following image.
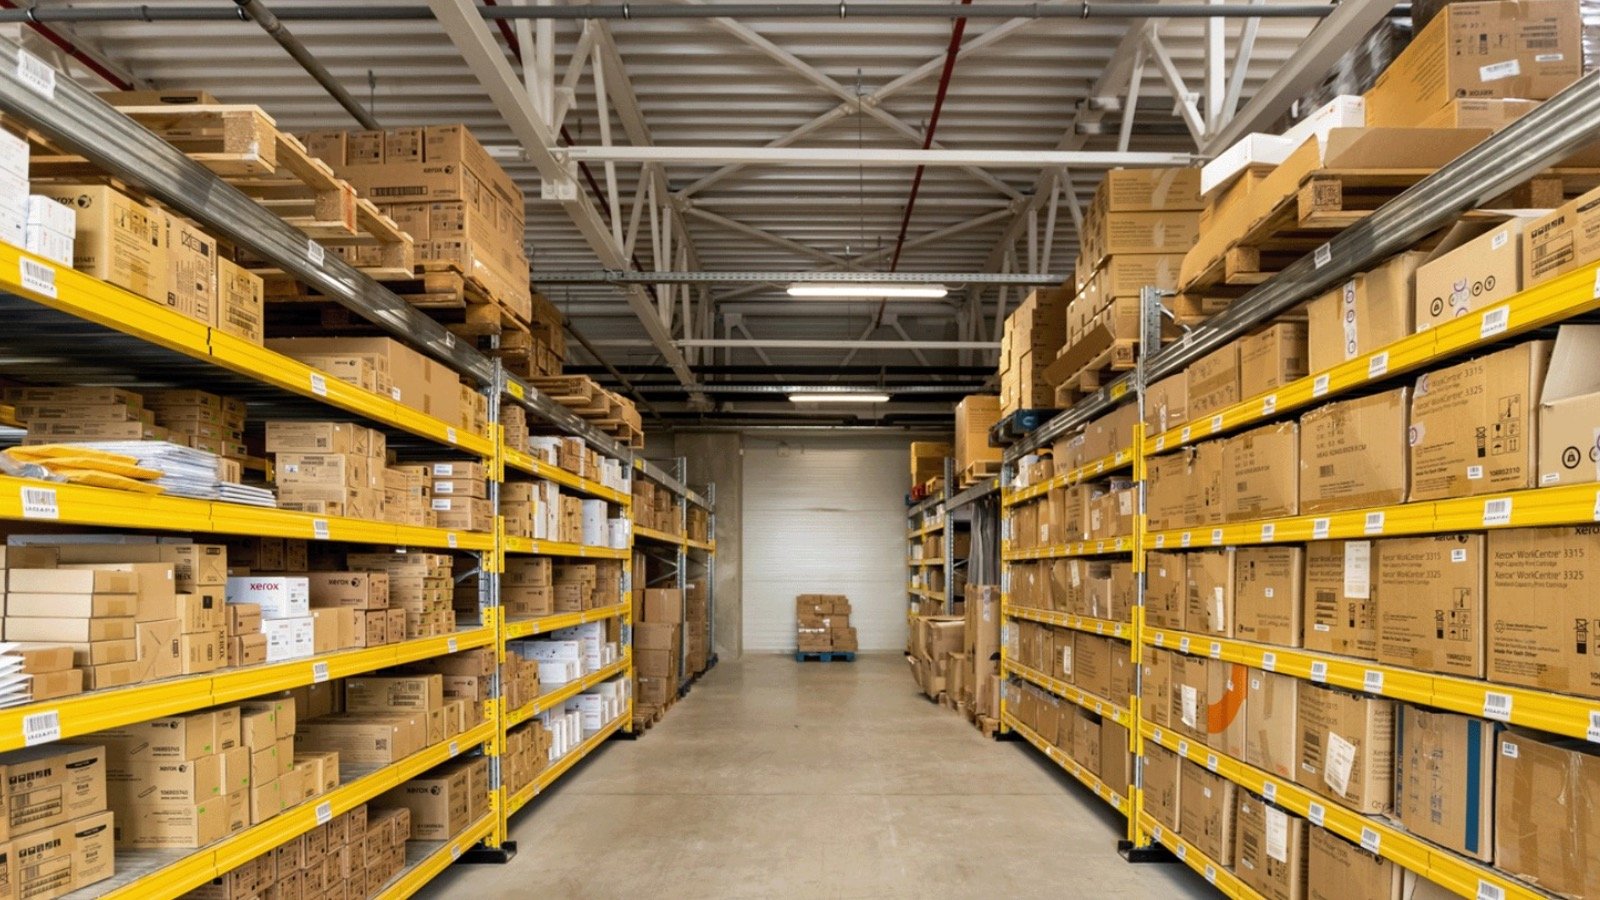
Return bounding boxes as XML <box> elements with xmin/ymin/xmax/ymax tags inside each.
<box><xmin>905</xmin><ymin>522</ymin><xmax>945</xmax><ymax>539</ymax></box>
<box><xmin>502</xmin><ymin>448</ymin><xmax>631</xmax><ymax>505</ymax></box>
<box><xmin>1005</xmin><ymin>606</ymin><xmax>1133</xmax><ymax>641</ymax></box>
<box><xmin>1002</xmin><ymin>711</ymin><xmax>1128</xmax><ymax>816</ymax></box>
<box><xmin>0</xmin><ymin>242</ymin><xmax>493</xmax><ymax>459</ymax></box>
<box><xmin>502</xmin><ymin>534</ymin><xmax>630</xmax><ymax>559</ymax></box>
<box><xmin>633</xmin><ymin>525</ymin><xmax>688</xmax><ymax>547</ymax></box>
<box><xmin>685</xmin><ymin>537</ymin><xmax>717</xmax><ymax>552</ymax></box>
<box><xmin>1002</xmin><ymin>537</ymin><xmax>1133</xmax><ymax>560</ymax></box>
<box><xmin>503</xmin><ymin>654</ymin><xmax>631</xmax><ymax>729</ymax></box>
<box><xmin>370</xmin><ymin>811</ymin><xmax>496</xmax><ymax>900</ymax></box>
<box><xmin>504</xmin><ymin>602</ymin><xmax>630</xmax><ymax>641</ymax></box>
<box><xmin>0</xmin><ymin>626</ymin><xmax>493</xmax><ymax>753</ymax></box>
<box><xmin>1003</xmin><ymin>659</ymin><xmax>1133</xmax><ymax>729</ymax></box>
<box><xmin>1143</xmin><ymin>262</ymin><xmax>1600</xmax><ymax>456</ymax></box>
<box><xmin>907</xmin><ymin>586</ymin><xmax>947</xmax><ymax>602</ymax></box>
<box><xmin>1138</xmin><ymin>812</ymin><xmax>1263</xmax><ymax>899</ymax></box>
<box><xmin>1140</xmin><ymin>722</ymin><xmax>1542</xmax><ymax>900</ymax></box>
<box><xmin>506</xmin><ymin>713</ymin><xmax>627</xmax><ymax>816</ymax></box>
<box><xmin>906</xmin><ymin>558</ymin><xmax>947</xmax><ymax>567</ymax></box>
<box><xmin>1002</xmin><ymin>446</ymin><xmax>1136</xmax><ymax>507</ymax></box>
<box><xmin>91</xmin><ymin>721</ymin><xmax>494</xmax><ymax>900</ymax></box>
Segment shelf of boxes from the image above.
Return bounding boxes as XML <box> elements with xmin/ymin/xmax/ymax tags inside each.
<box><xmin>633</xmin><ymin>524</ymin><xmax>688</xmax><ymax>547</ymax></box>
<box><xmin>506</xmin><ymin>713</ymin><xmax>630</xmax><ymax>817</ymax></box>
<box><xmin>502</xmin><ymin>447</ymin><xmax>631</xmax><ymax>506</ymax></box>
<box><xmin>71</xmin><ymin>720</ymin><xmax>496</xmax><ymax>900</ymax></box>
<box><xmin>1139</xmin><ymin>723</ymin><xmax>1544</xmax><ymax>900</ymax></box>
<box><xmin>1004</xmin><ymin>606</ymin><xmax>1133</xmax><ymax>641</ymax></box>
<box><xmin>370</xmin><ymin>811</ymin><xmax>497</xmax><ymax>900</ymax></box>
<box><xmin>1002</xmin><ymin>659</ymin><xmax>1134</xmax><ymax>729</ymax></box>
<box><xmin>1002</xmin><ymin>712</ymin><xmax>1128</xmax><ymax>815</ymax></box>
<box><xmin>1000</xmin><ymin>446</ymin><xmax>1136</xmax><ymax>507</ymax></box>
<box><xmin>685</xmin><ymin>537</ymin><xmax>717</xmax><ymax>552</ymax></box>
<box><xmin>907</xmin><ymin>587</ymin><xmax>947</xmax><ymax>603</ymax></box>
<box><xmin>1138</xmin><ymin>814</ymin><xmax>1263</xmax><ymax>900</ymax></box>
<box><xmin>503</xmin><ymin>653</ymin><xmax>633</xmax><ymax>729</ymax></box>
<box><xmin>906</xmin><ymin>522</ymin><xmax>944</xmax><ymax>539</ymax></box>
<box><xmin>1001</xmin><ymin>538</ymin><xmax>1134</xmax><ymax>561</ymax></box>
<box><xmin>502</xmin><ymin>534</ymin><xmax>631</xmax><ymax>560</ymax></box>
<box><xmin>503</xmin><ymin>601</ymin><xmax>630</xmax><ymax>641</ymax></box>
<box><xmin>907</xmin><ymin>557</ymin><xmax>946</xmax><ymax>567</ymax></box>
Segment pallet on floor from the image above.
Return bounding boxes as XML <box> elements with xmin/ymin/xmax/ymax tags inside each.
<box><xmin>794</xmin><ymin>651</ymin><xmax>856</xmax><ymax>662</ymax></box>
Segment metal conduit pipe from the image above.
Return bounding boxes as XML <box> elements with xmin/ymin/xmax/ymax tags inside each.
<box><xmin>233</xmin><ymin>0</ymin><xmax>381</xmax><ymax>130</ymax></box>
<box><xmin>0</xmin><ymin>3</ymin><xmax>1362</xmax><ymax>24</ymax></box>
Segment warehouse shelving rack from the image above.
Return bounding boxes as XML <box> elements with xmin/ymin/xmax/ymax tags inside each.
<box><xmin>906</xmin><ymin>459</ymin><xmax>955</xmax><ymax>614</ymax></box>
<box><xmin>632</xmin><ymin>457</ymin><xmax>718</xmax><ymax>692</ymax></box>
<box><xmin>991</xmin><ymin>66</ymin><xmax>1600</xmax><ymax>900</ymax></box>
<box><xmin>0</xmin><ymin>38</ymin><xmax>700</xmax><ymax>898</ymax></box>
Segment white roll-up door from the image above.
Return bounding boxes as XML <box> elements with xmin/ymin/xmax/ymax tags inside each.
<box><xmin>742</xmin><ymin>434</ymin><xmax>908</xmax><ymax>652</ymax></box>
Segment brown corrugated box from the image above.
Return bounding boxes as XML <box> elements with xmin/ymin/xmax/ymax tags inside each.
<box><xmin>1144</xmin><ymin>550</ymin><xmax>1189</xmax><ymax>630</ymax></box>
<box><xmin>1187</xmin><ymin>342</ymin><xmax>1240</xmax><ymax>419</ymax></box>
<box><xmin>1239</xmin><ymin>323</ymin><xmax>1307</xmax><ymax>400</ymax></box>
<box><xmin>1299</xmin><ymin>388</ymin><xmax>1409</xmax><ymax>515</ymax></box>
<box><xmin>1185</xmin><ymin>549</ymin><xmax>1235</xmax><ymax>637</ymax></box>
<box><xmin>1416</xmin><ymin>97</ymin><xmax>1539</xmax><ymax>130</ymax></box>
<box><xmin>1307</xmin><ymin>826</ymin><xmax>1398</xmax><ymax>900</ymax></box>
<box><xmin>1180</xmin><ymin>759</ymin><xmax>1237</xmax><ymax>868</ymax></box>
<box><xmin>1246</xmin><ymin>668</ymin><xmax>1299</xmax><ymax>780</ymax></box>
<box><xmin>1535</xmin><ymin>325</ymin><xmax>1600</xmax><ymax>487</ymax></box>
<box><xmin>1303</xmin><ymin>540</ymin><xmax>1377</xmax><ymax>659</ymax></box>
<box><xmin>1222</xmin><ymin>422</ymin><xmax>1299</xmax><ymax>521</ymax></box>
<box><xmin>1297</xmin><ymin>684</ymin><xmax>1394</xmax><ymax>813</ymax></box>
<box><xmin>1394</xmin><ymin>704</ymin><xmax>1497</xmax><ymax>861</ymax></box>
<box><xmin>1234</xmin><ymin>790</ymin><xmax>1307</xmax><ymax>900</ymax></box>
<box><xmin>1487</xmin><ymin>526</ymin><xmax>1600</xmax><ymax>697</ymax></box>
<box><xmin>1408</xmin><ymin>339</ymin><xmax>1550</xmax><ymax>500</ymax></box>
<box><xmin>1493</xmin><ymin>729</ymin><xmax>1600</xmax><ymax>899</ymax></box>
<box><xmin>1305</xmin><ymin>252</ymin><xmax>1424</xmax><ymax>375</ymax></box>
<box><xmin>1376</xmin><ymin>534</ymin><xmax>1485</xmax><ymax>678</ymax></box>
<box><xmin>1414</xmin><ymin>218</ymin><xmax>1529</xmax><ymax>332</ymax></box>
<box><xmin>1233</xmin><ymin>547</ymin><xmax>1303</xmax><ymax>647</ymax></box>
<box><xmin>31</xmin><ymin>183</ymin><xmax>167</xmax><ymax>303</ymax></box>
<box><xmin>1142</xmin><ymin>646</ymin><xmax>1172</xmax><ymax>729</ymax></box>
<box><xmin>1524</xmin><ymin>182</ymin><xmax>1600</xmax><ymax>286</ymax></box>
<box><xmin>1141</xmin><ymin>740</ymin><xmax>1183</xmax><ymax>833</ymax></box>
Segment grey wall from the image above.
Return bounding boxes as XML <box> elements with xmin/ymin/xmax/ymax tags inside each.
<box><xmin>674</xmin><ymin>432</ymin><xmax>744</xmax><ymax>659</ymax></box>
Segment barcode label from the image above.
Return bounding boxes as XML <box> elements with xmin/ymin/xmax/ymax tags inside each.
<box><xmin>1180</xmin><ymin>532</ymin><xmax>1192</xmax><ymax>548</ymax></box>
<box><xmin>1310</xmin><ymin>661</ymin><xmax>1328</xmax><ymax>683</ymax></box>
<box><xmin>1179</xmin><ymin>637</ymin><xmax>1191</xmax><ymax>654</ymax></box>
<box><xmin>1314</xmin><ymin>244</ymin><xmax>1332</xmax><ymax>268</ymax></box>
<box><xmin>1262</xmin><ymin>782</ymin><xmax>1276</xmax><ymax>803</ymax></box>
<box><xmin>1210</xmin><ymin>415</ymin><xmax>1223</xmax><ymax>433</ymax></box>
<box><xmin>1211</xmin><ymin>529</ymin><xmax>1223</xmax><ymax>546</ymax></box>
<box><xmin>1178</xmin><ymin>740</ymin><xmax>1190</xmax><ymax>756</ymax></box>
<box><xmin>1261</xmin><ymin>523</ymin><xmax>1276</xmax><ymax>542</ymax></box>
<box><xmin>1204</xmin><ymin>864</ymin><xmax>1216</xmax><ymax>884</ymax></box>
<box><xmin>1262</xmin><ymin>395</ymin><xmax>1277</xmax><ymax>416</ymax></box>
<box><xmin>1262</xmin><ymin>652</ymin><xmax>1276</xmax><ymax>672</ymax></box>
<box><xmin>447</xmin><ymin>532</ymin><xmax>459</xmax><ymax>549</ymax></box>
<box><xmin>452</xmin><ymin>845</ymin><xmax>462</xmax><ymax>861</ymax></box>
<box><xmin>1483</xmin><ymin>691</ymin><xmax>1513</xmax><ymax>721</ymax></box>
<box><xmin>1368</xmin><ymin>352</ymin><xmax>1389</xmax><ymax>379</ymax></box>
<box><xmin>1210</xmin><ymin>642</ymin><xmax>1222</xmax><ymax>659</ymax></box>
<box><xmin>1484</xmin><ymin>498</ymin><xmax>1512</xmax><ymax>526</ymax></box>
<box><xmin>1313</xmin><ymin>518</ymin><xmax>1330</xmax><ymax>540</ymax></box>
<box><xmin>1308</xmin><ymin>802</ymin><xmax>1326</xmax><ymax>827</ymax></box>
<box><xmin>1206</xmin><ymin>753</ymin><xmax>1218</xmax><ymax>771</ymax></box>
<box><xmin>450</xmin><ymin>740</ymin><xmax>460</xmax><ymax>756</ymax></box>
<box><xmin>1181</xmin><ymin>426</ymin><xmax>1192</xmax><ymax>442</ymax></box>
<box><xmin>307</xmin><ymin>240</ymin><xmax>326</xmax><ymax>266</ymax></box>
<box><xmin>1364</xmin><ymin>511</ymin><xmax>1385</xmax><ymax>535</ymax></box>
<box><xmin>1587</xmin><ymin>711</ymin><xmax>1600</xmax><ymax>743</ymax></box>
<box><xmin>22</xmin><ymin>710</ymin><xmax>59</xmax><ymax>746</ymax></box>
<box><xmin>1152</xmin><ymin>825</ymin><xmax>1163</xmax><ymax>842</ymax></box>
<box><xmin>1154</xmin><ymin>633</ymin><xmax>1165</xmax><ymax>647</ymax></box>
<box><xmin>446</xmin><ymin>427</ymin><xmax>458</xmax><ymax>444</ymax></box>
<box><xmin>315</xmin><ymin>801</ymin><xmax>332</xmax><ymax>825</ymax></box>
<box><xmin>20</xmin><ymin>487</ymin><xmax>58</xmax><ymax>520</ymax></box>
<box><xmin>312</xmin><ymin>518</ymin><xmax>330</xmax><ymax>540</ymax></box>
<box><xmin>1360</xmin><ymin>827</ymin><xmax>1381</xmax><ymax>854</ymax></box>
<box><xmin>1480</xmin><ymin>59</ymin><xmax>1521</xmax><ymax>81</ymax></box>
<box><xmin>1481</xmin><ymin>306</ymin><xmax>1509</xmax><ymax>338</ymax></box>
<box><xmin>1176</xmin><ymin>844</ymin><xmax>1187</xmax><ymax>860</ymax></box>
<box><xmin>1593</xmin><ymin>269</ymin><xmax>1600</xmax><ymax>300</ymax></box>
<box><xmin>1096</xmin><ymin>622</ymin><xmax>1104</xmax><ymax>634</ymax></box>
<box><xmin>1313</xmin><ymin>374</ymin><xmax>1330</xmax><ymax>397</ymax></box>
<box><xmin>16</xmin><ymin>51</ymin><xmax>55</xmax><ymax>97</ymax></box>
<box><xmin>1364</xmin><ymin>670</ymin><xmax>1384</xmax><ymax>694</ymax></box>
<box><xmin>310</xmin><ymin>373</ymin><xmax>328</xmax><ymax>396</ymax></box>
<box><xmin>1155</xmin><ymin>535</ymin><xmax>1166</xmax><ymax>548</ymax></box>
<box><xmin>312</xmin><ymin>661</ymin><xmax>330</xmax><ymax>683</ymax></box>
<box><xmin>1155</xmin><ymin>437</ymin><xmax>1166</xmax><ymax>452</ymax></box>
<box><xmin>448</xmin><ymin>637</ymin><xmax>459</xmax><ymax>653</ymax></box>
<box><xmin>1478</xmin><ymin>881</ymin><xmax>1506</xmax><ymax>900</ymax></box>
<box><xmin>19</xmin><ymin>257</ymin><xmax>56</xmax><ymax>298</ymax></box>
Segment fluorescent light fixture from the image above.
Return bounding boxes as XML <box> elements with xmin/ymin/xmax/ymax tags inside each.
<box><xmin>788</xmin><ymin>392</ymin><xmax>891</xmax><ymax>404</ymax></box>
<box><xmin>786</xmin><ymin>283</ymin><xmax>948</xmax><ymax>299</ymax></box>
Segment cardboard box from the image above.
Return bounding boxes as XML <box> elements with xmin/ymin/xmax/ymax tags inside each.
<box><xmin>32</xmin><ymin>184</ymin><xmax>167</xmax><ymax>302</ymax></box>
<box><xmin>5</xmin><ymin>568</ymin><xmax>136</xmax><ymax>594</ymax></box>
<box><xmin>1142</xmin><ymin>647</ymin><xmax>1172</xmax><ymax>729</ymax></box>
<box><xmin>1180</xmin><ymin>759</ymin><xmax>1237</xmax><ymax>867</ymax></box>
<box><xmin>1414</xmin><ymin>219</ymin><xmax>1529</xmax><ymax>332</ymax></box>
<box><xmin>1144</xmin><ymin>373</ymin><xmax>1189</xmax><ymax>435</ymax></box>
<box><xmin>1493</xmin><ymin>729</ymin><xmax>1600</xmax><ymax>899</ymax></box>
<box><xmin>1188</xmin><ymin>343</ymin><xmax>1240</xmax><ymax>419</ymax></box>
<box><xmin>1235</xmin><ymin>791</ymin><xmax>1307</xmax><ymax>900</ymax></box>
<box><xmin>1233</xmin><ymin>547</ymin><xmax>1303</xmax><ymax>647</ymax></box>
<box><xmin>1307</xmin><ymin>826</ymin><xmax>1399</xmax><ymax>900</ymax></box>
<box><xmin>1185</xmin><ymin>549</ymin><xmax>1235</xmax><ymax>637</ymax></box>
<box><xmin>1208</xmin><ymin>660</ymin><xmax>1249</xmax><ymax>760</ymax></box>
<box><xmin>1364</xmin><ymin>0</ymin><xmax>1582</xmax><ymax>127</ymax></box>
<box><xmin>1239</xmin><ymin>323</ymin><xmax>1308</xmax><ymax>399</ymax></box>
<box><xmin>0</xmin><ymin>743</ymin><xmax>107</xmax><ymax>835</ymax></box>
<box><xmin>1145</xmin><ymin>552</ymin><xmax>1187</xmax><ymax>632</ymax></box>
<box><xmin>4</xmin><ymin>617</ymin><xmax>134</xmax><ymax>643</ymax></box>
<box><xmin>1394</xmin><ymin>704</ymin><xmax>1497</xmax><ymax>861</ymax></box>
<box><xmin>10</xmin><ymin>810</ymin><xmax>115</xmax><ymax>899</ymax></box>
<box><xmin>216</xmin><ymin>256</ymin><xmax>264</xmax><ymax>345</ymax></box>
<box><xmin>1375</xmin><ymin>534</ymin><xmax>1485</xmax><ymax>678</ymax></box>
<box><xmin>1306</xmin><ymin>252</ymin><xmax>1425</xmax><ymax>374</ymax></box>
<box><xmin>375</xmin><ymin>762</ymin><xmax>470</xmax><ymax>841</ymax></box>
<box><xmin>1296</xmin><ymin>685</ymin><xmax>1394</xmax><ymax>813</ymax></box>
<box><xmin>1417</xmin><ymin>97</ymin><xmax>1539</xmax><ymax>130</ymax></box>
<box><xmin>1525</xmin><ymin>182</ymin><xmax>1600</xmax><ymax>286</ymax></box>
<box><xmin>1170</xmin><ymin>653</ymin><xmax>1209</xmax><ymax>742</ymax></box>
<box><xmin>107</xmin><ymin>753</ymin><xmax>222</xmax><ymax>807</ymax></box>
<box><xmin>1222</xmin><ymin>422</ymin><xmax>1299</xmax><ymax>521</ymax></box>
<box><xmin>4</xmin><ymin>591</ymin><xmax>135</xmax><ymax>619</ymax></box>
<box><xmin>1141</xmin><ymin>741</ymin><xmax>1183</xmax><ymax>833</ymax></box>
<box><xmin>1487</xmin><ymin>526</ymin><xmax>1600</xmax><ymax>697</ymax></box>
<box><xmin>135</xmin><ymin>618</ymin><xmax>183</xmax><ymax>681</ymax></box>
<box><xmin>1536</xmin><ymin>325</ymin><xmax>1600</xmax><ymax>487</ymax></box>
<box><xmin>1245</xmin><ymin>669</ymin><xmax>1299</xmax><ymax>781</ymax></box>
<box><xmin>954</xmin><ymin>395</ymin><xmax>1002</xmax><ymax>472</ymax></box>
<box><xmin>1298</xmin><ymin>389</ymin><xmax>1409</xmax><ymax>514</ymax></box>
<box><xmin>162</xmin><ymin>211</ymin><xmax>217</xmax><ymax>325</ymax></box>
<box><xmin>305</xmin><ymin>572</ymin><xmax>389</xmax><ymax>610</ymax></box>
<box><xmin>344</xmin><ymin>675</ymin><xmax>443</xmax><ymax>713</ymax></box>
<box><xmin>1409</xmin><ymin>339</ymin><xmax>1550</xmax><ymax>500</ymax></box>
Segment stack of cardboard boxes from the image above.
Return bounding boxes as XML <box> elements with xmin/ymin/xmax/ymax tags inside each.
<box><xmin>345</xmin><ymin>552</ymin><xmax>456</xmax><ymax>642</ymax></box>
<box><xmin>376</xmin><ymin>755</ymin><xmax>488</xmax><ymax>844</ymax></box>
<box><xmin>907</xmin><ymin>614</ymin><xmax>963</xmax><ymax>699</ymax></box>
<box><xmin>183</xmin><ymin>803</ymin><xmax>402</xmax><ymax>900</ymax></box>
<box><xmin>3</xmin><ymin>567</ymin><xmax>138</xmax><ymax>689</ymax></box>
<box><xmin>795</xmin><ymin>594</ymin><xmax>856</xmax><ymax>655</ymax></box>
<box><xmin>631</xmin><ymin>479</ymin><xmax>685</xmax><ymax>535</ymax></box>
<box><xmin>0</xmin><ymin>742</ymin><xmax>114</xmax><ymax>898</ymax></box>
<box><xmin>909</xmin><ymin>440</ymin><xmax>952</xmax><ymax>493</ymax></box>
<box><xmin>426</xmin><ymin>461</ymin><xmax>494</xmax><ymax>534</ymax></box>
<box><xmin>953</xmin><ymin>395</ymin><xmax>1002</xmax><ymax>479</ymax></box>
<box><xmin>1005</xmin><ymin>677</ymin><xmax>1133</xmax><ymax>796</ymax></box>
<box><xmin>685</xmin><ymin>580</ymin><xmax>710</xmax><ymax>676</ymax></box>
<box><xmin>402</xmin><ymin>646</ymin><xmax>494</xmax><ymax>735</ymax></box>
<box><xmin>266</xmin><ymin>421</ymin><xmax>388</xmax><ymax>522</ymax></box>
<box><xmin>998</xmin><ymin>288</ymin><xmax>1069</xmax><ymax>415</ymax></box>
<box><xmin>266</xmin><ymin>336</ymin><xmax>482</xmax><ymax>440</ymax></box>
<box><xmin>502</xmin><ymin>718</ymin><xmax>553</xmax><ymax>798</ymax></box>
<box><xmin>634</xmin><ymin>588</ymin><xmax>682</xmax><ymax>716</ymax></box>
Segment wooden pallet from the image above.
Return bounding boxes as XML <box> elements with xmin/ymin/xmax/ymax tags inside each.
<box><xmin>30</xmin><ymin>104</ymin><xmax>414</xmax><ymax>280</ymax></box>
<box><xmin>959</xmin><ymin>460</ymin><xmax>1000</xmax><ymax>487</ymax></box>
<box><xmin>794</xmin><ymin>651</ymin><xmax>856</xmax><ymax>662</ymax></box>
<box><xmin>526</xmin><ymin>375</ymin><xmax>644</xmax><ymax>448</ymax></box>
<box><xmin>1065</xmin><ymin>339</ymin><xmax>1138</xmax><ymax>393</ymax></box>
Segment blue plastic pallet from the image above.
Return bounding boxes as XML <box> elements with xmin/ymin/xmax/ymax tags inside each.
<box><xmin>794</xmin><ymin>651</ymin><xmax>856</xmax><ymax>662</ymax></box>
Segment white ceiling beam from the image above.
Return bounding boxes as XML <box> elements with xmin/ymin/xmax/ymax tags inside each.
<box><xmin>684</xmin><ymin>206</ymin><xmax>853</xmax><ymax>267</ymax></box>
<box><xmin>560</xmin><ymin>146</ymin><xmax>1196</xmax><ymax>167</ymax></box>
<box><xmin>426</xmin><ymin>0</ymin><xmax>700</xmax><ymax>394</ymax></box>
<box><xmin>1144</xmin><ymin>30</ymin><xmax>1208</xmax><ymax>144</ymax></box>
<box><xmin>1222</xmin><ymin>0</ymin><xmax>1265</xmax><ymax>127</ymax></box>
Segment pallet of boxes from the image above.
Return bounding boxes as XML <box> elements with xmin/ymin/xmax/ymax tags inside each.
<box><xmin>906</xmin><ymin>613</ymin><xmax>963</xmax><ymax>702</ymax></box>
<box><xmin>909</xmin><ymin>440</ymin><xmax>950</xmax><ymax>500</ymax></box>
<box><xmin>634</xmin><ymin>586</ymin><xmax>682</xmax><ymax>725</ymax></box>
<box><xmin>685</xmin><ymin>579</ymin><xmax>711</xmax><ymax>676</ymax></box>
<box><xmin>794</xmin><ymin>594</ymin><xmax>856</xmax><ymax>660</ymax></box>
<box><xmin>953</xmin><ymin>395</ymin><xmax>1001</xmax><ymax>487</ymax></box>
<box><xmin>998</xmin><ymin>287</ymin><xmax>1068</xmax><ymax>416</ymax></box>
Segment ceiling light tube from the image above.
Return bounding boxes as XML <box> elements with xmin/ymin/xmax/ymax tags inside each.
<box><xmin>786</xmin><ymin>283</ymin><xmax>948</xmax><ymax>299</ymax></box>
<box><xmin>788</xmin><ymin>392</ymin><xmax>891</xmax><ymax>404</ymax></box>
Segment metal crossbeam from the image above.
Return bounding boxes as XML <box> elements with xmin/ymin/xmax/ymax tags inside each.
<box><xmin>559</xmin><ymin>146</ymin><xmax>1196</xmax><ymax>167</ymax></box>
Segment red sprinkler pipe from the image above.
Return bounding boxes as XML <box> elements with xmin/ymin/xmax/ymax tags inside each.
<box><xmin>0</xmin><ymin>0</ymin><xmax>133</xmax><ymax>89</ymax></box>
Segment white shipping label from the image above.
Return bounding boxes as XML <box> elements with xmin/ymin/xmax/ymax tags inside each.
<box><xmin>1265</xmin><ymin>807</ymin><xmax>1290</xmax><ymax>863</ymax></box>
<box><xmin>1180</xmin><ymin>685</ymin><xmax>1198</xmax><ymax>728</ymax></box>
<box><xmin>16</xmin><ymin>51</ymin><xmax>56</xmax><ymax>97</ymax></box>
<box><xmin>1344</xmin><ymin>541</ymin><xmax>1372</xmax><ymax>599</ymax></box>
<box><xmin>1480</xmin><ymin>59</ymin><xmax>1522</xmax><ymax>81</ymax></box>
<box><xmin>1324</xmin><ymin>731</ymin><xmax>1357</xmax><ymax>796</ymax></box>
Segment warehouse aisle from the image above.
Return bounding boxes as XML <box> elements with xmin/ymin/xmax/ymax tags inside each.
<box><xmin>419</xmin><ymin>653</ymin><xmax>1211</xmax><ymax>899</ymax></box>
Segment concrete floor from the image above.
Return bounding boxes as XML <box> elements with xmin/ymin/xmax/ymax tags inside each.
<box><xmin>419</xmin><ymin>652</ymin><xmax>1213</xmax><ymax>899</ymax></box>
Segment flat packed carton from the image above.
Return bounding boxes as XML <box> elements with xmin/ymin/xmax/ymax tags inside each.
<box><xmin>1222</xmin><ymin>422</ymin><xmax>1298</xmax><ymax>521</ymax></box>
<box><xmin>1524</xmin><ymin>182</ymin><xmax>1600</xmax><ymax>286</ymax></box>
<box><xmin>1408</xmin><ymin>340</ymin><xmax>1550</xmax><ymax>500</ymax></box>
<box><xmin>1375</xmin><ymin>535</ymin><xmax>1485</xmax><ymax>678</ymax></box>
<box><xmin>1180</xmin><ymin>759</ymin><xmax>1237</xmax><ymax>867</ymax></box>
<box><xmin>1394</xmin><ymin>705</ymin><xmax>1496</xmax><ymax>861</ymax></box>
<box><xmin>1363</xmin><ymin>0</ymin><xmax>1582</xmax><ymax>127</ymax></box>
<box><xmin>1141</xmin><ymin>741</ymin><xmax>1182</xmax><ymax>833</ymax></box>
<box><xmin>1187</xmin><ymin>343</ymin><xmax>1240</xmax><ymax>419</ymax></box>
<box><xmin>1307</xmin><ymin>826</ymin><xmax>1399</xmax><ymax>900</ymax></box>
<box><xmin>32</xmin><ymin>183</ymin><xmax>167</xmax><ymax>302</ymax></box>
<box><xmin>1234</xmin><ymin>791</ymin><xmax>1306</xmax><ymax>900</ymax></box>
<box><xmin>1184</xmin><ymin>549</ymin><xmax>1235</xmax><ymax>636</ymax></box>
<box><xmin>1233</xmin><ymin>547</ymin><xmax>1302</xmax><ymax>647</ymax></box>
<box><xmin>1487</xmin><ymin>526</ymin><xmax>1600</xmax><ymax>697</ymax></box>
<box><xmin>1413</xmin><ymin>218</ymin><xmax>1529</xmax><ymax>332</ymax></box>
<box><xmin>1245</xmin><ymin>669</ymin><xmax>1298</xmax><ymax>780</ymax></box>
<box><xmin>1305</xmin><ymin>252</ymin><xmax>1424</xmax><ymax>374</ymax></box>
<box><xmin>1296</xmin><ymin>685</ymin><xmax>1394</xmax><ymax>813</ymax></box>
<box><xmin>1298</xmin><ymin>389</ymin><xmax>1408</xmax><ymax>514</ymax></box>
<box><xmin>1493</xmin><ymin>729</ymin><xmax>1600</xmax><ymax>899</ymax></box>
<box><xmin>1535</xmin><ymin>325</ymin><xmax>1600</xmax><ymax>487</ymax></box>
<box><xmin>1238</xmin><ymin>322</ymin><xmax>1307</xmax><ymax>399</ymax></box>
